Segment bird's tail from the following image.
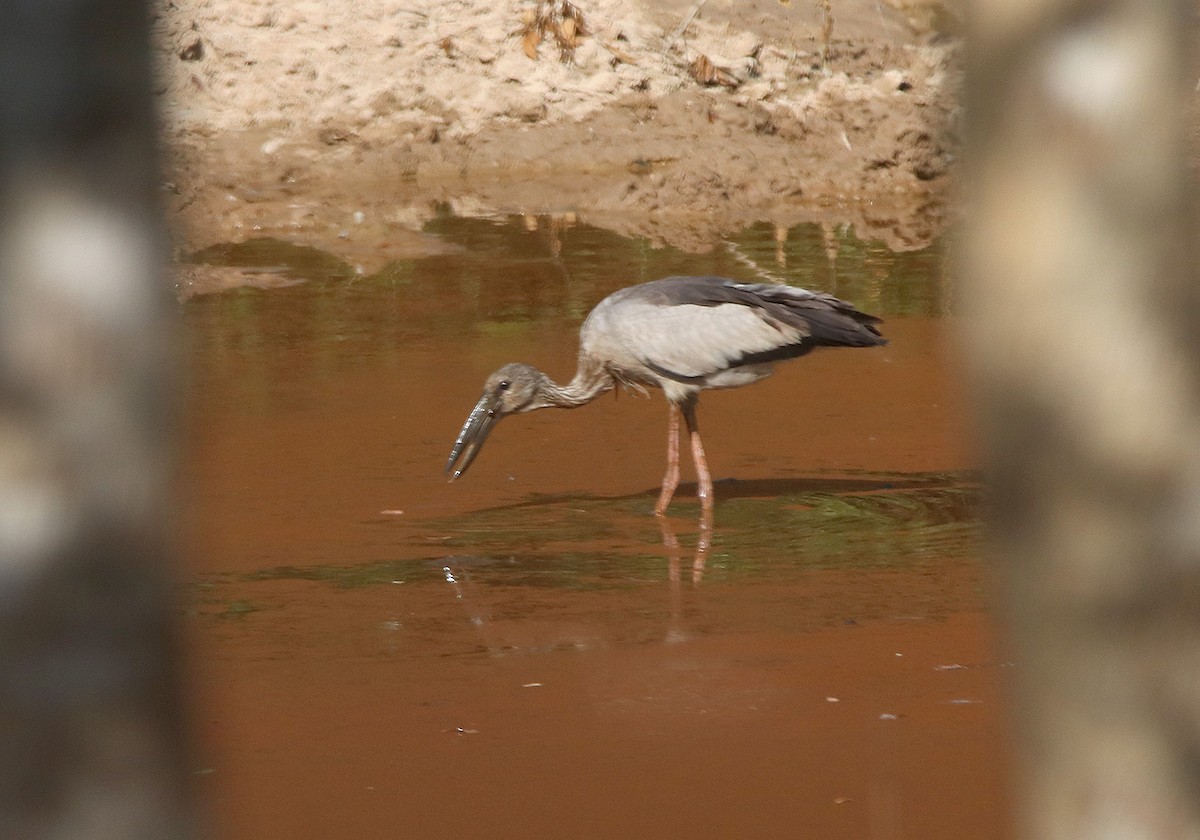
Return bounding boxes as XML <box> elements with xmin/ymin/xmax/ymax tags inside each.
<box><xmin>735</xmin><ymin>283</ymin><xmax>887</xmax><ymax>348</ymax></box>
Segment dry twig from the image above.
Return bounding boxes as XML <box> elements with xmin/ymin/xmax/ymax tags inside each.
<box><xmin>665</xmin><ymin>0</ymin><xmax>708</xmax><ymax>53</ymax></box>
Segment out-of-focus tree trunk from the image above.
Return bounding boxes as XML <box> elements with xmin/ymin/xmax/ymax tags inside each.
<box><xmin>963</xmin><ymin>0</ymin><xmax>1200</xmax><ymax>837</ymax></box>
<box><xmin>0</xmin><ymin>1</ymin><xmax>192</xmax><ymax>838</ymax></box>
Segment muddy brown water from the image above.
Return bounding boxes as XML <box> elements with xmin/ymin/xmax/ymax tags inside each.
<box><xmin>180</xmin><ymin>215</ymin><xmax>1011</xmax><ymax>839</ymax></box>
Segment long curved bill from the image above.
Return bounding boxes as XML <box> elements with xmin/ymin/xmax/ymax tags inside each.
<box><xmin>445</xmin><ymin>394</ymin><xmax>499</xmax><ymax>480</ymax></box>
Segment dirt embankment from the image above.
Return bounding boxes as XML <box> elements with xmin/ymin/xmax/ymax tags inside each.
<box><xmin>154</xmin><ymin>0</ymin><xmax>960</xmax><ymax>278</ymax></box>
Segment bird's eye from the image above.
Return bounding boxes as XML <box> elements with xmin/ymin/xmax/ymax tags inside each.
<box><xmin>498</xmin><ymin>380</ymin><xmax>510</xmax><ymax>391</ymax></box>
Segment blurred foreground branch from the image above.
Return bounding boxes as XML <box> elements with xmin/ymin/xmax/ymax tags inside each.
<box><xmin>964</xmin><ymin>0</ymin><xmax>1200</xmax><ymax>837</ymax></box>
<box><xmin>0</xmin><ymin>1</ymin><xmax>192</xmax><ymax>837</ymax></box>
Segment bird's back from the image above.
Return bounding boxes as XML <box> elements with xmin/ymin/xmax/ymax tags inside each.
<box><xmin>579</xmin><ymin>276</ymin><xmax>885</xmax><ymax>400</ymax></box>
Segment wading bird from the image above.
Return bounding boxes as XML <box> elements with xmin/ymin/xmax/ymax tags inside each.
<box><xmin>446</xmin><ymin>275</ymin><xmax>886</xmax><ymax>514</ymax></box>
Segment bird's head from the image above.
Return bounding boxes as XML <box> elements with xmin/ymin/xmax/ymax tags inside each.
<box><xmin>445</xmin><ymin>363</ymin><xmax>547</xmax><ymax>480</ymax></box>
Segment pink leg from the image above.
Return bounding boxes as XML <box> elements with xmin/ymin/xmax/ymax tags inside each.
<box><xmin>655</xmin><ymin>402</ymin><xmax>681</xmax><ymax>515</ymax></box>
<box><xmin>682</xmin><ymin>401</ymin><xmax>714</xmax><ymax>514</ymax></box>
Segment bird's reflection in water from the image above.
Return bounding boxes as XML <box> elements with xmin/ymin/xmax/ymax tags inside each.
<box><xmin>658</xmin><ymin>505</ymin><xmax>713</xmax><ymax>645</ymax></box>
<box><xmin>657</xmin><ymin>506</ymin><xmax>712</xmax><ymax>587</ymax></box>
<box><xmin>437</xmin><ymin>505</ymin><xmax>716</xmax><ymax>655</ymax></box>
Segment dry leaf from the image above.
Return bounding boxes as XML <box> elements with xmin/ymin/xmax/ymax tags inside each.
<box><xmin>600</xmin><ymin>40</ymin><xmax>636</xmax><ymax>66</ymax></box>
<box><xmin>553</xmin><ymin>21</ymin><xmax>576</xmax><ymax>63</ymax></box>
<box><xmin>561</xmin><ymin>1</ymin><xmax>585</xmax><ymax>33</ymax></box>
<box><xmin>713</xmin><ymin>66</ymin><xmax>738</xmax><ymax>86</ymax></box>
<box><xmin>560</xmin><ymin>16</ymin><xmax>577</xmax><ymax>47</ymax></box>
<box><xmin>689</xmin><ymin>53</ymin><xmax>739</xmax><ymax>87</ymax></box>
<box><xmin>518</xmin><ymin>1</ymin><xmax>586</xmax><ymax>64</ymax></box>
<box><xmin>522</xmin><ymin>28</ymin><xmax>541</xmax><ymax>60</ymax></box>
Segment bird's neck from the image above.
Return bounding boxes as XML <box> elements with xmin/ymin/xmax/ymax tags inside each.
<box><xmin>536</xmin><ymin>362</ymin><xmax>612</xmax><ymax>409</ymax></box>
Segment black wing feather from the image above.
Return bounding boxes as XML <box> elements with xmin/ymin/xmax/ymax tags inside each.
<box><xmin>643</xmin><ymin>275</ymin><xmax>886</xmax><ymax>351</ymax></box>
